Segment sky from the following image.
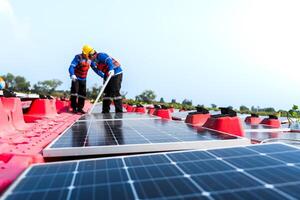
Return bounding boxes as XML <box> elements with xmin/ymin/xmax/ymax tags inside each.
<box><xmin>0</xmin><ymin>0</ymin><xmax>300</xmax><ymax>110</ymax></box>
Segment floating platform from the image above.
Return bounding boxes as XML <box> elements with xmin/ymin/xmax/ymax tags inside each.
<box><xmin>0</xmin><ymin>98</ymin><xmax>300</xmax><ymax>199</ymax></box>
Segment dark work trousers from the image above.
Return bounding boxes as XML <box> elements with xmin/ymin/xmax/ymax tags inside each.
<box><xmin>102</xmin><ymin>73</ymin><xmax>123</xmax><ymax>113</ymax></box>
<box><xmin>70</xmin><ymin>79</ymin><xmax>87</xmax><ymax>111</ymax></box>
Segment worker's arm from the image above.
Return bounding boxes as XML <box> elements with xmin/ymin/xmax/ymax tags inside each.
<box><xmin>90</xmin><ymin>62</ymin><xmax>105</xmax><ymax>78</ymax></box>
<box><xmin>104</xmin><ymin>55</ymin><xmax>114</xmax><ymax>71</ymax></box>
<box><xmin>68</xmin><ymin>56</ymin><xmax>79</xmax><ymax>77</ymax></box>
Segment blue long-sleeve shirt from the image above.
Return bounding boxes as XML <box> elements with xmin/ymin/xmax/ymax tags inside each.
<box><xmin>91</xmin><ymin>65</ymin><xmax>105</xmax><ymax>78</ymax></box>
<box><xmin>91</xmin><ymin>53</ymin><xmax>123</xmax><ymax>78</ymax></box>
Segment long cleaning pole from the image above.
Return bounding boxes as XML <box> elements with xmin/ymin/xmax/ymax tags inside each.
<box><xmin>88</xmin><ymin>74</ymin><xmax>113</xmax><ymax>114</ymax></box>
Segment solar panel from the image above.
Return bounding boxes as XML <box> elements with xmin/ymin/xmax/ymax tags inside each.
<box><xmin>89</xmin><ymin>104</ymin><xmax>126</xmax><ymax>113</ymax></box>
<box><xmin>43</xmin><ymin>118</ymin><xmax>250</xmax><ymax>157</ymax></box>
<box><xmin>78</xmin><ymin>113</ymin><xmax>159</xmax><ymax>121</ymax></box>
<box><xmin>3</xmin><ymin>143</ymin><xmax>300</xmax><ymax>200</ymax></box>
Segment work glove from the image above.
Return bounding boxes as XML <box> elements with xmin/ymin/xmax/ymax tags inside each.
<box><xmin>108</xmin><ymin>70</ymin><xmax>115</xmax><ymax>76</ymax></box>
<box><xmin>71</xmin><ymin>75</ymin><xmax>77</xmax><ymax>82</ymax></box>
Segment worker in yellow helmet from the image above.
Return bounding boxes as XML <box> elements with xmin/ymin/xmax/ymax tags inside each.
<box><xmin>0</xmin><ymin>77</ymin><xmax>6</xmax><ymax>90</ymax></box>
<box><xmin>68</xmin><ymin>45</ymin><xmax>96</xmax><ymax>114</ymax></box>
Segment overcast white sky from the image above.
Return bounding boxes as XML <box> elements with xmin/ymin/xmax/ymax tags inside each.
<box><xmin>1</xmin><ymin>0</ymin><xmax>300</xmax><ymax>110</ymax></box>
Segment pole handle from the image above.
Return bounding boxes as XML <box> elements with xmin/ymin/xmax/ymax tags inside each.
<box><xmin>88</xmin><ymin>74</ymin><xmax>113</xmax><ymax>114</ymax></box>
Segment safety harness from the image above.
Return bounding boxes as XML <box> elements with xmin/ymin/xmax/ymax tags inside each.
<box><xmin>74</xmin><ymin>54</ymin><xmax>91</xmax><ymax>79</ymax></box>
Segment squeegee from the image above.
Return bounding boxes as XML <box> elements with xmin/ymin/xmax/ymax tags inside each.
<box><xmin>88</xmin><ymin>74</ymin><xmax>113</xmax><ymax>114</ymax></box>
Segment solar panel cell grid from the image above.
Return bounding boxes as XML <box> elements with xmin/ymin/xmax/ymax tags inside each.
<box><xmin>5</xmin><ymin>189</ymin><xmax>69</xmax><ymax>200</ymax></box>
<box><xmin>3</xmin><ymin>143</ymin><xmax>300</xmax><ymax>200</ymax></box>
<box><xmin>212</xmin><ymin>188</ymin><xmax>287</xmax><ymax>200</ymax></box>
<box><xmin>50</xmin><ymin>120</ymin><xmax>238</xmax><ymax>148</ymax></box>
<box><xmin>70</xmin><ymin>183</ymin><xmax>135</xmax><ymax>200</ymax></box>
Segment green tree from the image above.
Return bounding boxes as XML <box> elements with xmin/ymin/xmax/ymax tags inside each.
<box><xmin>228</xmin><ymin>106</ymin><xmax>233</xmax><ymax>110</ymax></box>
<box><xmin>240</xmin><ymin>105</ymin><xmax>250</xmax><ymax>112</ymax></box>
<box><xmin>2</xmin><ymin>73</ymin><xmax>30</xmax><ymax>92</ymax></box>
<box><xmin>14</xmin><ymin>76</ymin><xmax>31</xmax><ymax>92</ymax></box>
<box><xmin>292</xmin><ymin>105</ymin><xmax>299</xmax><ymax>110</ymax></box>
<box><xmin>171</xmin><ymin>99</ymin><xmax>177</xmax><ymax>103</ymax></box>
<box><xmin>287</xmin><ymin>105</ymin><xmax>300</xmax><ymax>123</ymax></box>
<box><xmin>211</xmin><ymin>104</ymin><xmax>217</xmax><ymax>109</ymax></box>
<box><xmin>135</xmin><ymin>90</ymin><xmax>156</xmax><ymax>103</ymax></box>
<box><xmin>32</xmin><ymin>79</ymin><xmax>62</xmax><ymax>95</ymax></box>
<box><xmin>263</xmin><ymin>107</ymin><xmax>276</xmax><ymax>113</ymax></box>
<box><xmin>182</xmin><ymin>99</ymin><xmax>192</xmax><ymax>106</ymax></box>
<box><xmin>159</xmin><ymin>97</ymin><xmax>165</xmax><ymax>103</ymax></box>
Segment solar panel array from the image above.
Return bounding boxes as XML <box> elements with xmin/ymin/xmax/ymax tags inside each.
<box><xmin>45</xmin><ymin>108</ymin><xmax>295</xmax><ymax>159</ymax></box>
<box><xmin>3</xmin><ymin>143</ymin><xmax>300</xmax><ymax>200</ymax></box>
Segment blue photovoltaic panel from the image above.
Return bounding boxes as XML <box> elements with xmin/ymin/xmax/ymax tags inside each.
<box><xmin>50</xmin><ymin>120</ymin><xmax>237</xmax><ymax>148</ymax></box>
<box><xmin>44</xmin><ymin>118</ymin><xmax>248</xmax><ymax>157</ymax></box>
<box><xmin>3</xmin><ymin>143</ymin><xmax>300</xmax><ymax>200</ymax></box>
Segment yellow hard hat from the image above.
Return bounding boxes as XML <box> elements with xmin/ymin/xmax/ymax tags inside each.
<box><xmin>82</xmin><ymin>44</ymin><xmax>95</xmax><ymax>56</ymax></box>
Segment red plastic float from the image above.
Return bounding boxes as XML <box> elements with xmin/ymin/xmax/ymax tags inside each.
<box><xmin>244</xmin><ymin>114</ymin><xmax>262</xmax><ymax>125</ymax></box>
<box><xmin>185</xmin><ymin>113</ymin><xmax>211</xmax><ymax>126</ymax></box>
<box><xmin>1</xmin><ymin>97</ymin><xmax>33</xmax><ymax>131</ymax></box>
<box><xmin>153</xmin><ymin>109</ymin><xmax>172</xmax><ymax>120</ymax></box>
<box><xmin>23</xmin><ymin>99</ymin><xmax>58</xmax><ymax>122</ymax></box>
<box><xmin>185</xmin><ymin>107</ymin><xmax>211</xmax><ymax>126</ymax></box>
<box><xmin>203</xmin><ymin>116</ymin><xmax>244</xmax><ymax>137</ymax></box>
<box><xmin>260</xmin><ymin>115</ymin><xmax>281</xmax><ymax>128</ymax></box>
<box><xmin>0</xmin><ymin>99</ymin><xmax>18</xmax><ymax>136</ymax></box>
<box><xmin>203</xmin><ymin>108</ymin><xmax>244</xmax><ymax>137</ymax></box>
<box><xmin>55</xmin><ymin>99</ymin><xmax>69</xmax><ymax>113</ymax></box>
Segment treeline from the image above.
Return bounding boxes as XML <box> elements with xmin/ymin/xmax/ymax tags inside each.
<box><xmin>2</xmin><ymin>73</ymin><xmax>64</xmax><ymax>96</ymax></box>
<box><xmin>1</xmin><ymin>73</ymin><xmax>100</xmax><ymax>99</ymax></box>
<box><xmin>127</xmin><ymin>90</ymin><xmax>194</xmax><ymax>110</ymax></box>
<box><xmin>128</xmin><ymin>90</ymin><xmax>300</xmax><ymax>119</ymax></box>
<box><xmin>129</xmin><ymin>89</ymin><xmax>282</xmax><ymax>114</ymax></box>
<box><xmin>2</xmin><ymin>73</ymin><xmax>299</xmax><ymax>118</ymax></box>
